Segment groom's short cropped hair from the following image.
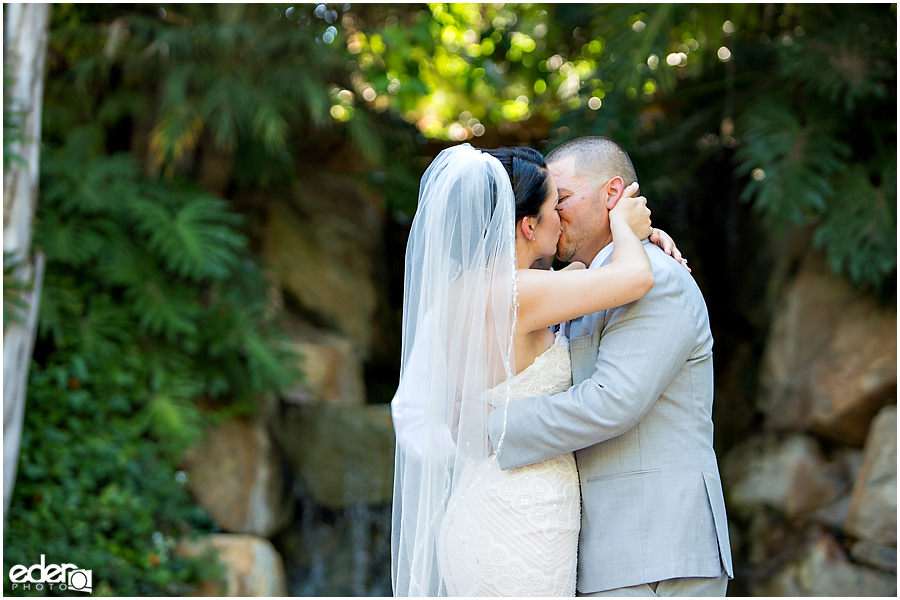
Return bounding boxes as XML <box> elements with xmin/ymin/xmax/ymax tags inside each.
<box><xmin>546</xmin><ymin>136</ymin><xmax>637</xmax><ymax>189</ymax></box>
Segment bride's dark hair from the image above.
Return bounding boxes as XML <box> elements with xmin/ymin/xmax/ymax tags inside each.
<box><xmin>478</xmin><ymin>146</ymin><xmax>550</xmax><ymax>222</ymax></box>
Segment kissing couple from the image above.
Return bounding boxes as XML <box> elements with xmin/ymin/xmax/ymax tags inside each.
<box><xmin>391</xmin><ymin>138</ymin><xmax>734</xmax><ymax>597</ymax></box>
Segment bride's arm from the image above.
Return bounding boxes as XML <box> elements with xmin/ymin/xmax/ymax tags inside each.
<box><xmin>517</xmin><ymin>189</ymin><xmax>654</xmax><ymax>333</ymax></box>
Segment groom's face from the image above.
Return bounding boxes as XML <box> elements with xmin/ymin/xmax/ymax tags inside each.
<box><xmin>548</xmin><ymin>156</ymin><xmax>610</xmax><ymax>265</ymax></box>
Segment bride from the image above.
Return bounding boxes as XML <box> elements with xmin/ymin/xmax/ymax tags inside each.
<box><xmin>391</xmin><ymin>144</ymin><xmax>679</xmax><ymax>597</ymax></box>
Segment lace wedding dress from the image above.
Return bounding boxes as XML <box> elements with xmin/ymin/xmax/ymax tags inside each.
<box><xmin>437</xmin><ymin>331</ymin><xmax>580</xmax><ymax>596</ymax></box>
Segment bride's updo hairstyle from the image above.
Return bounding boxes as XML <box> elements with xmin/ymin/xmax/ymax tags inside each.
<box><xmin>478</xmin><ymin>146</ymin><xmax>550</xmax><ymax>223</ymax></box>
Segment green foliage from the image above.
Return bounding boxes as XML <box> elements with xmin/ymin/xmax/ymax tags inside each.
<box><xmin>349</xmin><ymin>4</ymin><xmax>895</xmax><ymax>288</ymax></box>
<box><xmin>5</xmin><ymin>143</ymin><xmax>299</xmax><ymax>594</ymax></box>
<box><xmin>42</xmin><ymin>4</ymin><xmax>385</xmax><ymax>176</ymax></box>
<box><xmin>4</xmin><ymin>357</ymin><xmax>224</xmax><ymax>596</ymax></box>
<box><xmin>35</xmin><ymin>146</ymin><xmax>298</xmax><ymax>412</ymax></box>
<box><xmin>734</xmin><ymin>102</ymin><xmax>850</xmax><ymax>225</ymax></box>
<box><xmin>813</xmin><ymin>166</ymin><xmax>897</xmax><ymax>289</ymax></box>
<box><xmin>348</xmin><ymin>4</ymin><xmax>569</xmax><ymax>139</ymax></box>
<box><xmin>776</xmin><ymin>12</ymin><xmax>896</xmax><ymax>112</ymax></box>
<box><xmin>546</xmin><ymin>3</ymin><xmax>896</xmax><ymax>291</ymax></box>
<box><xmin>7</xmin><ymin>4</ymin><xmax>894</xmax><ymax>594</ymax></box>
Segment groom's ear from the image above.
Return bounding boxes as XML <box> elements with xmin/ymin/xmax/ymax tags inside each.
<box><xmin>603</xmin><ymin>176</ymin><xmax>626</xmax><ymax>210</ymax></box>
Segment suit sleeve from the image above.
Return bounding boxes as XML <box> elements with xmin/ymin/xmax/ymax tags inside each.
<box><xmin>488</xmin><ymin>254</ymin><xmax>698</xmax><ymax>470</ymax></box>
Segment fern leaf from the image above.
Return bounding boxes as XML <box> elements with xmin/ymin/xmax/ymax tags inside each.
<box><xmin>199</xmin><ymin>75</ymin><xmax>253</xmax><ymax>151</ymax></box>
<box><xmin>160</xmin><ymin>63</ymin><xmax>195</xmax><ymax>113</ymax></box>
<box><xmin>74</xmin><ymin>153</ymin><xmax>142</xmax><ymax>214</ymax></box>
<box><xmin>346</xmin><ymin>111</ymin><xmax>386</xmax><ymax>166</ymax></box>
<box><xmin>139</xmin><ymin>391</ymin><xmax>204</xmax><ymax>448</ymax></box>
<box><xmin>36</xmin><ymin>272</ymin><xmax>84</xmax><ymax>347</ymax></box>
<box><xmin>127</xmin><ymin>283</ymin><xmax>200</xmax><ymax>340</ymax></box>
<box><xmin>777</xmin><ymin>8</ymin><xmax>896</xmax><ymax>111</ymax></box>
<box><xmin>150</xmin><ymin>105</ymin><xmax>204</xmax><ymax>167</ymax></box>
<box><xmin>76</xmin><ymin>295</ymin><xmax>134</xmax><ymax>363</ymax></box>
<box><xmin>251</xmin><ymin>100</ymin><xmax>288</xmax><ymax>154</ymax></box>
<box><xmin>243</xmin><ymin>329</ymin><xmax>296</xmax><ymax>393</ymax></box>
<box><xmin>95</xmin><ymin>89</ymin><xmax>150</xmax><ymax>125</ymax></box>
<box><xmin>34</xmin><ymin>211</ymin><xmax>108</xmax><ymax>266</ymax></box>
<box><xmin>129</xmin><ymin>192</ymin><xmax>244</xmax><ymax>280</ymax></box>
<box><xmin>295</xmin><ymin>70</ymin><xmax>331</xmax><ymax>127</ymax></box>
<box><xmin>734</xmin><ymin>101</ymin><xmax>850</xmax><ymax>226</ymax></box>
<box><xmin>813</xmin><ymin>167</ymin><xmax>897</xmax><ymax>289</ymax></box>
<box><xmin>119</xmin><ymin>261</ymin><xmax>201</xmax><ymax>339</ymax></box>
<box><xmin>63</xmin><ymin>123</ymin><xmax>106</xmax><ymax>161</ymax></box>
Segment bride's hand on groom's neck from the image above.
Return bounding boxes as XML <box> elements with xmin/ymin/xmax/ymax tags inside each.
<box><xmin>610</xmin><ymin>185</ymin><xmax>651</xmax><ymax>239</ymax></box>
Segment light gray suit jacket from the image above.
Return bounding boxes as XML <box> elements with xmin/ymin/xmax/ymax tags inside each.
<box><xmin>488</xmin><ymin>241</ymin><xmax>734</xmax><ymax>593</ymax></box>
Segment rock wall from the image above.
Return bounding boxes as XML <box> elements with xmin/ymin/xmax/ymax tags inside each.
<box><xmin>260</xmin><ymin>174</ymin><xmax>384</xmax><ymax>358</ymax></box>
<box><xmin>271</xmin><ymin>403</ymin><xmax>395</xmax><ymax>510</ymax></box>
<box><xmin>176</xmin><ymin>534</ymin><xmax>288</xmax><ymax>596</ymax></box>
<box><xmin>181</xmin><ymin>418</ymin><xmax>294</xmax><ymax>539</ymax></box>
<box><xmin>759</xmin><ymin>254</ymin><xmax>897</xmax><ymax>445</ymax></box>
<box><xmin>176</xmin><ymin>164</ymin><xmax>396</xmax><ymax>594</ymax></box>
<box><xmin>279</xmin><ymin>318</ymin><xmax>366</xmax><ymax>407</ymax></box>
<box><xmin>723</xmin><ymin>253</ymin><xmax>897</xmax><ymax>595</ymax></box>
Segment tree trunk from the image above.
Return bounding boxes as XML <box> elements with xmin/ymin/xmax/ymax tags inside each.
<box><xmin>3</xmin><ymin>3</ymin><xmax>51</xmax><ymax>517</ymax></box>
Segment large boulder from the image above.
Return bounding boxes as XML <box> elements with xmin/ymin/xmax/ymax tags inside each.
<box><xmin>850</xmin><ymin>541</ymin><xmax>897</xmax><ymax>575</ymax></box>
<box><xmin>261</xmin><ymin>175</ymin><xmax>383</xmax><ymax>357</ymax></box>
<box><xmin>759</xmin><ymin>254</ymin><xmax>896</xmax><ymax>445</ymax></box>
<box><xmin>742</xmin><ymin>510</ymin><xmax>795</xmax><ymax>566</ymax></box>
<box><xmin>279</xmin><ymin>319</ymin><xmax>365</xmax><ymax>407</ymax></box>
<box><xmin>844</xmin><ymin>406</ymin><xmax>897</xmax><ymax>546</ymax></box>
<box><xmin>753</xmin><ymin>532</ymin><xmax>896</xmax><ymax>597</ymax></box>
<box><xmin>804</xmin><ymin>448</ymin><xmax>865</xmax><ymax>533</ymax></box>
<box><xmin>722</xmin><ymin>433</ymin><xmax>849</xmax><ymax>520</ymax></box>
<box><xmin>181</xmin><ymin>418</ymin><xmax>293</xmax><ymax>538</ymax></box>
<box><xmin>176</xmin><ymin>534</ymin><xmax>288</xmax><ymax>596</ymax></box>
<box><xmin>271</xmin><ymin>404</ymin><xmax>395</xmax><ymax>509</ymax></box>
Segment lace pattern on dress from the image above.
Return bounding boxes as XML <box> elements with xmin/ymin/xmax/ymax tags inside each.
<box><xmin>438</xmin><ymin>332</ymin><xmax>580</xmax><ymax>597</ymax></box>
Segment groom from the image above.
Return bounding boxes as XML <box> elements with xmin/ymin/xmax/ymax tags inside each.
<box><xmin>487</xmin><ymin>137</ymin><xmax>733</xmax><ymax>596</ymax></box>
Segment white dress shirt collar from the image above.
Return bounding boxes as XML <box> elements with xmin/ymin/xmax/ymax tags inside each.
<box><xmin>589</xmin><ymin>242</ymin><xmax>615</xmax><ymax>270</ymax></box>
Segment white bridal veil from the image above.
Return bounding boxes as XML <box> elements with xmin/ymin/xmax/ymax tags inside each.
<box><xmin>391</xmin><ymin>144</ymin><xmax>518</xmax><ymax>596</ymax></box>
